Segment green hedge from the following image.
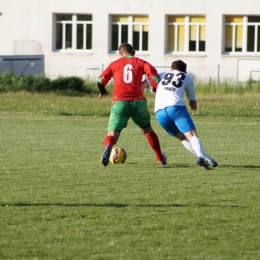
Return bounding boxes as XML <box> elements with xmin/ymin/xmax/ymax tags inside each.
<box><xmin>1</xmin><ymin>71</ymin><xmax>260</xmax><ymax>95</ymax></box>
<box><xmin>0</xmin><ymin>72</ymin><xmax>100</xmax><ymax>96</ymax></box>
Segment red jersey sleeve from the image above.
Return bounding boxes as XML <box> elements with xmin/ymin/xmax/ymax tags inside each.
<box><xmin>143</xmin><ymin>62</ymin><xmax>160</xmax><ymax>87</ymax></box>
<box><xmin>97</xmin><ymin>65</ymin><xmax>113</xmax><ymax>86</ymax></box>
<box><xmin>143</xmin><ymin>61</ymin><xmax>160</xmax><ymax>92</ymax></box>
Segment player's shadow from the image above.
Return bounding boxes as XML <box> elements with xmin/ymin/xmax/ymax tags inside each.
<box><xmin>125</xmin><ymin>163</ymin><xmax>260</xmax><ymax>169</ymax></box>
<box><xmin>0</xmin><ymin>202</ymin><xmax>245</xmax><ymax>208</ymax></box>
<box><xmin>127</xmin><ymin>163</ymin><xmax>192</xmax><ymax>168</ymax></box>
<box><xmin>154</xmin><ymin>164</ymin><xmax>260</xmax><ymax>170</ymax></box>
<box><xmin>136</xmin><ymin>203</ymin><xmax>245</xmax><ymax>208</ymax></box>
<box><xmin>0</xmin><ymin>202</ymin><xmax>129</xmax><ymax>208</ymax></box>
<box><xmin>159</xmin><ymin>165</ymin><xmax>192</xmax><ymax>169</ymax></box>
<box><xmin>220</xmin><ymin>164</ymin><xmax>260</xmax><ymax>169</ymax></box>
<box><xmin>164</xmin><ymin>164</ymin><xmax>260</xmax><ymax>169</ymax></box>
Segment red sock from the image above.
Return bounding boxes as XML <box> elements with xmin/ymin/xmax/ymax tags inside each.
<box><xmin>145</xmin><ymin>132</ymin><xmax>164</xmax><ymax>162</ymax></box>
<box><xmin>104</xmin><ymin>136</ymin><xmax>116</xmax><ymax>147</ymax></box>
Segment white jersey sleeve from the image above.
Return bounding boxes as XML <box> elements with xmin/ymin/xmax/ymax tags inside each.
<box><xmin>154</xmin><ymin>70</ymin><xmax>196</xmax><ymax>112</ymax></box>
<box><xmin>184</xmin><ymin>76</ymin><xmax>196</xmax><ymax>100</ymax></box>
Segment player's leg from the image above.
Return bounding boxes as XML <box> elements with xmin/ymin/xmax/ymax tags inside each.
<box><xmin>131</xmin><ymin>100</ymin><xmax>166</xmax><ymax>165</ymax></box>
<box><xmin>175</xmin><ymin>132</ymin><xmax>197</xmax><ymax>156</ymax></box>
<box><xmin>104</xmin><ymin>131</ymin><xmax>120</xmax><ymax>147</ymax></box>
<box><xmin>101</xmin><ymin>101</ymin><xmax>128</xmax><ymax>166</ymax></box>
<box><xmin>141</xmin><ymin>124</ymin><xmax>167</xmax><ymax>165</ymax></box>
<box><xmin>172</xmin><ymin>106</ymin><xmax>218</xmax><ymax>169</ymax></box>
<box><xmin>156</xmin><ymin>107</ymin><xmax>196</xmax><ymax>156</ymax></box>
<box><xmin>187</xmin><ymin>133</ymin><xmax>218</xmax><ymax>169</ymax></box>
<box><xmin>101</xmin><ymin>131</ymin><xmax>120</xmax><ymax>166</ymax></box>
<box><xmin>183</xmin><ymin>131</ymin><xmax>218</xmax><ymax>169</ymax></box>
<box><xmin>170</xmin><ymin>105</ymin><xmax>203</xmax><ymax>158</ymax></box>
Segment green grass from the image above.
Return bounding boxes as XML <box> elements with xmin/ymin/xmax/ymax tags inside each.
<box><xmin>0</xmin><ymin>93</ymin><xmax>260</xmax><ymax>259</ymax></box>
<box><xmin>0</xmin><ymin>91</ymin><xmax>260</xmax><ymax>117</ymax></box>
<box><xmin>195</xmin><ymin>78</ymin><xmax>260</xmax><ymax>94</ymax></box>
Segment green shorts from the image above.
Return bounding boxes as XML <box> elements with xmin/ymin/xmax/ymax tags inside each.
<box><xmin>107</xmin><ymin>100</ymin><xmax>151</xmax><ymax>131</ymax></box>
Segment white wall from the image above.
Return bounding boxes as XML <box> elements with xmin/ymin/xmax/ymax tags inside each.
<box><xmin>0</xmin><ymin>0</ymin><xmax>40</xmax><ymax>54</ymax></box>
<box><xmin>1</xmin><ymin>0</ymin><xmax>260</xmax><ymax>81</ymax></box>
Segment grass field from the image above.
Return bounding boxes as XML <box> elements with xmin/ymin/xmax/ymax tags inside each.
<box><xmin>0</xmin><ymin>93</ymin><xmax>260</xmax><ymax>259</ymax></box>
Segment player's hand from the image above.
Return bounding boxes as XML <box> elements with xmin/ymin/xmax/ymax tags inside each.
<box><xmin>140</xmin><ymin>80</ymin><xmax>149</xmax><ymax>92</ymax></box>
<box><xmin>98</xmin><ymin>91</ymin><xmax>110</xmax><ymax>99</ymax></box>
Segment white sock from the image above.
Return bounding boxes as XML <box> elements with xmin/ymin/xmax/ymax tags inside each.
<box><xmin>189</xmin><ymin>136</ymin><xmax>213</xmax><ymax>161</ymax></box>
<box><xmin>181</xmin><ymin>138</ymin><xmax>197</xmax><ymax>156</ymax></box>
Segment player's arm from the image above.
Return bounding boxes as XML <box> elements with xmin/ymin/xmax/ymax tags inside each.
<box><xmin>142</xmin><ymin>72</ymin><xmax>165</xmax><ymax>92</ymax></box>
<box><xmin>141</xmin><ymin>79</ymin><xmax>149</xmax><ymax>92</ymax></box>
<box><xmin>189</xmin><ymin>100</ymin><xmax>197</xmax><ymax>110</ymax></box>
<box><xmin>97</xmin><ymin>82</ymin><xmax>109</xmax><ymax>99</ymax></box>
<box><xmin>143</xmin><ymin>62</ymin><xmax>160</xmax><ymax>92</ymax></box>
<box><xmin>97</xmin><ymin>67</ymin><xmax>112</xmax><ymax>99</ymax></box>
<box><xmin>186</xmin><ymin>77</ymin><xmax>197</xmax><ymax>110</ymax></box>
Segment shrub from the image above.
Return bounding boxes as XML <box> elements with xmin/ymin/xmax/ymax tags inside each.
<box><xmin>17</xmin><ymin>75</ymin><xmax>35</xmax><ymax>92</ymax></box>
<box><xmin>31</xmin><ymin>75</ymin><xmax>52</xmax><ymax>92</ymax></box>
<box><xmin>0</xmin><ymin>71</ymin><xmax>19</xmax><ymax>92</ymax></box>
<box><xmin>1</xmin><ymin>72</ymin><xmax>259</xmax><ymax>95</ymax></box>
<box><xmin>51</xmin><ymin>76</ymin><xmax>84</xmax><ymax>92</ymax></box>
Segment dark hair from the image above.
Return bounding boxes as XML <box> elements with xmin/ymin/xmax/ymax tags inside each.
<box><xmin>119</xmin><ymin>43</ymin><xmax>135</xmax><ymax>56</ymax></box>
<box><xmin>171</xmin><ymin>60</ymin><xmax>187</xmax><ymax>73</ymax></box>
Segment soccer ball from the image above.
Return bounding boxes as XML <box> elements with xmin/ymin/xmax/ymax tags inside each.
<box><xmin>109</xmin><ymin>147</ymin><xmax>127</xmax><ymax>164</ymax></box>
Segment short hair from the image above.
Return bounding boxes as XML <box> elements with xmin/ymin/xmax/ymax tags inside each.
<box><xmin>119</xmin><ymin>43</ymin><xmax>135</xmax><ymax>56</ymax></box>
<box><xmin>171</xmin><ymin>60</ymin><xmax>187</xmax><ymax>73</ymax></box>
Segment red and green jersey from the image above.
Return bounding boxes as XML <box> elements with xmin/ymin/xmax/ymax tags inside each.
<box><xmin>97</xmin><ymin>56</ymin><xmax>160</xmax><ymax>101</ymax></box>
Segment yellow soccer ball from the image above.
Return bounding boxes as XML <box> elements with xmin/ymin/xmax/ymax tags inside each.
<box><xmin>109</xmin><ymin>147</ymin><xmax>127</xmax><ymax>164</ymax></box>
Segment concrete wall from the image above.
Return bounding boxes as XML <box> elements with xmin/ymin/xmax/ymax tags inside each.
<box><xmin>1</xmin><ymin>0</ymin><xmax>260</xmax><ymax>81</ymax></box>
<box><xmin>0</xmin><ymin>0</ymin><xmax>40</xmax><ymax>54</ymax></box>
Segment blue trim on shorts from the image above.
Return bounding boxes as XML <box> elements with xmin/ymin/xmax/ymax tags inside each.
<box><xmin>156</xmin><ymin>106</ymin><xmax>195</xmax><ymax>136</ymax></box>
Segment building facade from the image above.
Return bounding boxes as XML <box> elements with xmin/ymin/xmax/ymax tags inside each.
<box><xmin>0</xmin><ymin>0</ymin><xmax>260</xmax><ymax>82</ymax></box>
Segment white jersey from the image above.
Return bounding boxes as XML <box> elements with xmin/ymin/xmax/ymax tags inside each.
<box><xmin>154</xmin><ymin>70</ymin><xmax>196</xmax><ymax>112</ymax></box>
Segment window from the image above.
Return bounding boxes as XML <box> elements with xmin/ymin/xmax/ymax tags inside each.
<box><xmin>167</xmin><ymin>16</ymin><xmax>206</xmax><ymax>53</ymax></box>
<box><xmin>224</xmin><ymin>16</ymin><xmax>260</xmax><ymax>53</ymax></box>
<box><xmin>55</xmin><ymin>14</ymin><xmax>92</xmax><ymax>51</ymax></box>
<box><xmin>111</xmin><ymin>15</ymin><xmax>149</xmax><ymax>52</ymax></box>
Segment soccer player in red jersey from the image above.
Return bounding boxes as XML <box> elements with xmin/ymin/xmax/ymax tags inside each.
<box><xmin>97</xmin><ymin>43</ymin><xmax>167</xmax><ymax>166</ymax></box>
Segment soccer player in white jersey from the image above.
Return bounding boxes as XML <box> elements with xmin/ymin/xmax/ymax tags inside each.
<box><xmin>142</xmin><ymin>60</ymin><xmax>218</xmax><ymax>170</ymax></box>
